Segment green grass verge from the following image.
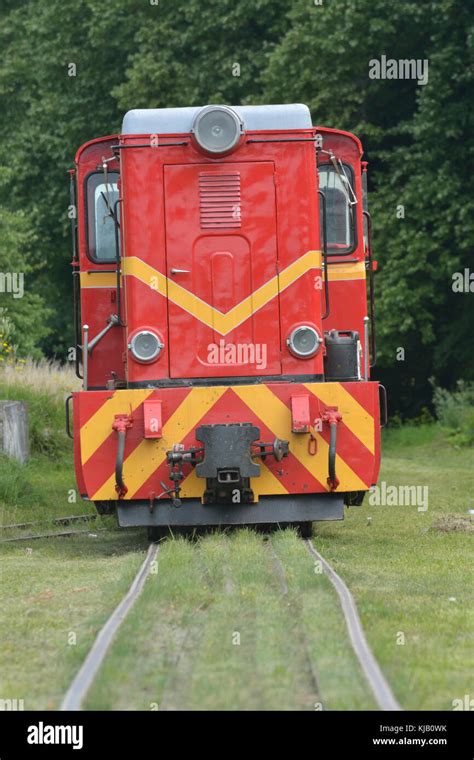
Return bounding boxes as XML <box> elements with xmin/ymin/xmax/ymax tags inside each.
<box><xmin>0</xmin><ymin>531</ymin><xmax>147</xmax><ymax>710</ymax></box>
<box><xmin>0</xmin><ymin>379</ymin><xmax>92</xmax><ymax>527</ymax></box>
<box><xmin>316</xmin><ymin>425</ymin><xmax>474</xmax><ymax>710</ymax></box>
<box><xmin>84</xmin><ymin>530</ymin><xmax>376</xmax><ymax>710</ymax></box>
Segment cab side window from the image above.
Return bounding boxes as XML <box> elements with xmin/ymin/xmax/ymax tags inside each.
<box><xmin>86</xmin><ymin>172</ymin><xmax>120</xmax><ymax>262</ymax></box>
<box><xmin>319</xmin><ymin>164</ymin><xmax>355</xmax><ymax>254</ymax></box>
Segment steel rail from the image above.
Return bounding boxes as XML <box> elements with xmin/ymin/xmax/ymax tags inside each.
<box><xmin>0</xmin><ymin>529</ymin><xmax>106</xmax><ymax>544</ymax></box>
<box><xmin>60</xmin><ymin>543</ymin><xmax>160</xmax><ymax>711</ymax></box>
<box><xmin>305</xmin><ymin>539</ymin><xmax>401</xmax><ymax>711</ymax></box>
<box><xmin>1</xmin><ymin>514</ymin><xmax>97</xmax><ymax>532</ymax></box>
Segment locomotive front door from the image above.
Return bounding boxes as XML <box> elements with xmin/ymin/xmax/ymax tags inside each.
<box><xmin>164</xmin><ymin>161</ymin><xmax>282</xmax><ymax>378</ymax></box>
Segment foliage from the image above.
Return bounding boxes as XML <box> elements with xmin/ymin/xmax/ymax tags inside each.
<box><xmin>0</xmin><ymin>308</ymin><xmax>15</xmax><ymax>362</ymax></box>
<box><xmin>114</xmin><ymin>0</ymin><xmax>290</xmax><ymax>109</ymax></box>
<box><xmin>432</xmin><ymin>379</ymin><xmax>474</xmax><ymax>446</ymax></box>
<box><xmin>0</xmin><ymin>0</ymin><xmax>472</xmax><ymax>414</ymax></box>
<box><xmin>0</xmin><ymin>208</ymin><xmax>52</xmax><ymax>357</ymax></box>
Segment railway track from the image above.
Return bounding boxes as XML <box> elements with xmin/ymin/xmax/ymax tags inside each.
<box><xmin>1</xmin><ymin>514</ymin><xmax>98</xmax><ymax>531</ymax></box>
<box><xmin>0</xmin><ymin>529</ymin><xmax>106</xmax><ymax>544</ymax></box>
<box><xmin>56</xmin><ymin>532</ymin><xmax>401</xmax><ymax>711</ymax></box>
<box><xmin>305</xmin><ymin>539</ymin><xmax>401</xmax><ymax>711</ymax></box>
<box><xmin>60</xmin><ymin>542</ymin><xmax>160</xmax><ymax>711</ymax></box>
<box><xmin>0</xmin><ymin>514</ymin><xmax>106</xmax><ymax>545</ymax></box>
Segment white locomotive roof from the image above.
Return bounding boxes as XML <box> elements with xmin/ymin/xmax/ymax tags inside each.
<box><xmin>122</xmin><ymin>104</ymin><xmax>312</xmax><ymax>135</ymax></box>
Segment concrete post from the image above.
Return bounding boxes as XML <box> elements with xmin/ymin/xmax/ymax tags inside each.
<box><xmin>0</xmin><ymin>401</ymin><xmax>29</xmax><ymax>463</ymax></box>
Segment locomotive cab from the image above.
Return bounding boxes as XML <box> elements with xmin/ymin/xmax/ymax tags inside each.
<box><xmin>69</xmin><ymin>104</ymin><xmax>382</xmax><ymax>534</ymax></box>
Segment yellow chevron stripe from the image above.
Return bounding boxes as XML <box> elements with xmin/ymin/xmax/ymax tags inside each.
<box><xmin>84</xmin><ymin>381</ymin><xmax>371</xmax><ymax>500</ymax></box>
<box><xmin>123</xmin><ymin>257</ymin><xmax>167</xmax><ymax>296</ymax></box>
<box><xmin>253</xmin><ymin>461</ymin><xmax>289</xmax><ymax>497</ymax></box>
<box><xmin>234</xmin><ymin>384</ymin><xmax>329</xmax><ymax>490</ymax></box>
<box><xmin>234</xmin><ymin>384</ymin><xmax>368</xmax><ymax>491</ymax></box>
<box><xmin>279</xmin><ymin>250</ymin><xmax>320</xmax><ymax>290</ymax></box>
<box><xmin>167</xmin><ymin>279</ymin><xmax>227</xmax><ymax>333</ymax></box>
<box><xmin>79</xmin><ymin>256</ymin><xmax>360</xmax><ymax>290</ymax></box>
<box><xmin>304</xmin><ymin>382</ymin><xmax>375</xmax><ymax>455</ymax></box>
<box><xmin>91</xmin><ymin>386</ymin><xmax>227</xmax><ymax>500</ymax></box>
<box><xmin>81</xmin><ymin>389</ymin><xmax>154</xmax><ymax>465</ymax></box>
<box><xmin>80</xmin><ymin>251</ymin><xmax>321</xmax><ymax>336</ymax></box>
<box><xmin>80</xmin><ymin>273</ymin><xmax>117</xmax><ymax>288</ymax></box>
<box><xmin>179</xmin><ymin>466</ymin><xmax>203</xmax><ymax>499</ymax></box>
<box><xmin>326</xmin><ymin>261</ymin><xmax>366</xmax><ymax>281</ymax></box>
<box><xmin>149</xmin><ymin>249</ymin><xmax>320</xmax><ymax>336</ymax></box>
<box><xmin>310</xmin><ymin>428</ymin><xmax>369</xmax><ymax>490</ymax></box>
<box><xmin>166</xmin><ymin>274</ymin><xmax>282</xmax><ymax>335</ymax></box>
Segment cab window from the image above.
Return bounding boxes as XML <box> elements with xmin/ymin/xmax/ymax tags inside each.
<box><xmin>319</xmin><ymin>164</ymin><xmax>355</xmax><ymax>254</ymax></box>
<box><xmin>86</xmin><ymin>172</ymin><xmax>120</xmax><ymax>262</ymax></box>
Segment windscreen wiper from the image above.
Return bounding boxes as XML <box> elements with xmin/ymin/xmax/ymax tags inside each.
<box><xmin>100</xmin><ymin>190</ymin><xmax>120</xmax><ymax>227</ymax></box>
<box><xmin>329</xmin><ymin>153</ymin><xmax>357</xmax><ymax>207</ymax></box>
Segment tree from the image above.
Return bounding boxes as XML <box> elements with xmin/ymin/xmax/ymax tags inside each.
<box><xmin>369</xmin><ymin>0</ymin><xmax>474</xmax><ymax>413</ymax></box>
<box><xmin>0</xmin><ymin>207</ymin><xmax>51</xmax><ymax>357</ymax></box>
<box><xmin>0</xmin><ymin>0</ymin><xmax>472</xmax><ymax>416</ymax></box>
<box><xmin>114</xmin><ymin>0</ymin><xmax>290</xmax><ymax>109</ymax></box>
<box><xmin>0</xmin><ymin>0</ymin><xmax>144</xmax><ymax>357</ymax></box>
<box><xmin>261</xmin><ymin>0</ymin><xmax>474</xmax><ymax>415</ymax></box>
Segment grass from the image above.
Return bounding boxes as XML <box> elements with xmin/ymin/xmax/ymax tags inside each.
<box><xmin>0</xmin><ymin>360</ymin><xmax>84</xmax><ymax>525</ymax></box>
<box><xmin>0</xmin><ymin>359</ymin><xmax>80</xmax><ymax>397</ymax></box>
<box><xmin>316</xmin><ymin>424</ymin><xmax>474</xmax><ymax>710</ymax></box>
<box><xmin>84</xmin><ymin>530</ymin><xmax>376</xmax><ymax>711</ymax></box>
<box><xmin>0</xmin><ymin>453</ymin><xmax>82</xmax><ymax>527</ymax></box>
<box><xmin>0</xmin><ymin>363</ymin><xmax>472</xmax><ymax>710</ymax></box>
<box><xmin>0</xmin><ymin>531</ymin><xmax>147</xmax><ymax>710</ymax></box>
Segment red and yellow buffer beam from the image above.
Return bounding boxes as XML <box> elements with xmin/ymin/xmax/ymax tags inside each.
<box><xmin>73</xmin><ymin>381</ymin><xmax>381</xmax><ymax>503</ymax></box>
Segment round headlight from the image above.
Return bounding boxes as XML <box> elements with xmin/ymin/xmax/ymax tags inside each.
<box><xmin>192</xmin><ymin>105</ymin><xmax>243</xmax><ymax>154</ymax></box>
<box><xmin>287</xmin><ymin>325</ymin><xmax>321</xmax><ymax>358</ymax></box>
<box><xmin>129</xmin><ymin>330</ymin><xmax>164</xmax><ymax>363</ymax></box>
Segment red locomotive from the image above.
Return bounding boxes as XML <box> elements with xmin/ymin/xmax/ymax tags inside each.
<box><xmin>68</xmin><ymin>103</ymin><xmax>383</xmax><ymax>537</ymax></box>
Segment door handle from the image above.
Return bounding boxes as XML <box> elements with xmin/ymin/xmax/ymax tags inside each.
<box><xmin>170</xmin><ymin>268</ymin><xmax>190</xmax><ymax>275</ymax></box>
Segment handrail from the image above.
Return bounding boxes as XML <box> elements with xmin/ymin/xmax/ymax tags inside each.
<box><xmin>363</xmin><ymin>210</ymin><xmax>377</xmax><ymax>367</ymax></box>
<box><xmin>69</xmin><ymin>171</ymin><xmax>83</xmax><ymax>381</ymax></box>
<box><xmin>318</xmin><ymin>189</ymin><xmax>330</xmax><ymax>319</ymax></box>
<box><xmin>82</xmin><ymin>325</ymin><xmax>89</xmax><ymax>390</ymax></box>
<box><xmin>114</xmin><ymin>198</ymin><xmax>124</xmax><ymax>326</ymax></box>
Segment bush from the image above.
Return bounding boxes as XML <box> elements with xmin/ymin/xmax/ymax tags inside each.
<box><xmin>0</xmin><ymin>308</ymin><xmax>16</xmax><ymax>364</ymax></box>
<box><xmin>0</xmin><ymin>360</ymin><xmax>77</xmax><ymax>457</ymax></box>
<box><xmin>432</xmin><ymin>380</ymin><xmax>474</xmax><ymax>447</ymax></box>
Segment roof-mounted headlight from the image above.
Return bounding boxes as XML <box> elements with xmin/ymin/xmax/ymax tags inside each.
<box><xmin>191</xmin><ymin>105</ymin><xmax>244</xmax><ymax>155</ymax></box>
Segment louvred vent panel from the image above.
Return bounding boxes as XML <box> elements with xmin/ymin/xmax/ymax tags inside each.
<box><xmin>199</xmin><ymin>172</ymin><xmax>241</xmax><ymax>229</ymax></box>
